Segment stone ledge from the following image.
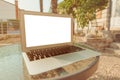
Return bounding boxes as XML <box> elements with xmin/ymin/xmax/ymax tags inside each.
<box><xmin>87</xmin><ymin>38</ymin><xmax>106</xmax><ymax>43</ymax></box>
<box><xmin>0</xmin><ymin>34</ymin><xmax>20</xmax><ymax>41</ymax></box>
<box><xmin>86</xmin><ymin>38</ymin><xmax>111</xmax><ymax>51</ymax></box>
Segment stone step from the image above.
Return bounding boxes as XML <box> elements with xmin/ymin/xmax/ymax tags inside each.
<box><xmin>105</xmin><ymin>48</ymin><xmax>120</xmax><ymax>56</ymax></box>
<box><xmin>109</xmin><ymin>42</ymin><xmax>120</xmax><ymax>49</ymax></box>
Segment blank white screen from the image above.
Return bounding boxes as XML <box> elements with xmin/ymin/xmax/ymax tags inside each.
<box><xmin>24</xmin><ymin>15</ymin><xmax>71</xmax><ymax>47</ymax></box>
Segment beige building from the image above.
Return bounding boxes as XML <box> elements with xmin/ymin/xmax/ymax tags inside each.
<box><xmin>0</xmin><ymin>0</ymin><xmax>18</xmax><ymax>21</ymax></box>
<box><xmin>0</xmin><ymin>0</ymin><xmax>19</xmax><ymax>34</ymax></box>
<box><xmin>110</xmin><ymin>0</ymin><xmax>120</xmax><ymax>30</ymax></box>
<box><xmin>94</xmin><ymin>0</ymin><xmax>120</xmax><ymax>41</ymax></box>
<box><xmin>95</xmin><ymin>0</ymin><xmax>120</xmax><ymax>30</ymax></box>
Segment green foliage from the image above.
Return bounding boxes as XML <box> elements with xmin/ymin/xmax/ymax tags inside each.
<box><xmin>58</xmin><ymin>0</ymin><xmax>108</xmax><ymax>28</ymax></box>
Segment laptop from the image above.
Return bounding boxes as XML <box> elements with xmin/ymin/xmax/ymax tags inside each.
<box><xmin>20</xmin><ymin>10</ymin><xmax>100</xmax><ymax>75</ymax></box>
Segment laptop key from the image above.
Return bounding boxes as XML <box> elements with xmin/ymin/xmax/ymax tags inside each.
<box><xmin>26</xmin><ymin>45</ymin><xmax>83</xmax><ymax>61</ymax></box>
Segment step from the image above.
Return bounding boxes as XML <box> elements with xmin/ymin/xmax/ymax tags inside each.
<box><xmin>105</xmin><ymin>48</ymin><xmax>120</xmax><ymax>56</ymax></box>
<box><xmin>109</xmin><ymin>42</ymin><xmax>120</xmax><ymax>49</ymax></box>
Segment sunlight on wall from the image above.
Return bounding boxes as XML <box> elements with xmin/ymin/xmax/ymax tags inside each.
<box><xmin>4</xmin><ymin>0</ymin><xmax>15</xmax><ymax>4</ymax></box>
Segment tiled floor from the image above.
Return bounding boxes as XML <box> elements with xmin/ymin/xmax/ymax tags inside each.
<box><xmin>0</xmin><ymin>44</ymin><xmax>24</xmax><ymax>80</ymax></box>
<box><xmin>88</xmin><ymin>52</ymin><xmax>120</xmax><ymax>80</ymax></box>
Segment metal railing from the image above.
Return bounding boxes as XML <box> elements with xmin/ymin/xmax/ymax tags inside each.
<box><xmin>0</xmin><ymin>19</ymin><xmax>20</xmax><ymax>34</ymax></box>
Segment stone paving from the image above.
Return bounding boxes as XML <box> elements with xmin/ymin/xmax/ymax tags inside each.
<box><xmin>88</xmin><ymin>51</ymin><xmax>120</xmax><ymax>80</ymax></box>
<box><xmin>0</xmin><ymin>44</ymin><xmax>24</xmax><ymax>80</ymax></box>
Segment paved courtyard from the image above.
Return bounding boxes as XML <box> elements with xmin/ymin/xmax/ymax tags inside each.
<box><xmin>88</xmin><ymin>51</ymin><xmax>120</xmax><ymax>80</ymax></box>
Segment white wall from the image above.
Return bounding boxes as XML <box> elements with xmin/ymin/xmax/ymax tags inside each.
<box><xmin>110</xmin><ymin>0</ymin><xmax>120</xmax><ymax>28</ymax></box>
<box><xmin>0</xmin><ymin>0</ymin><xmax>16</xmax><ymax>20</ymax></box>
<box><xmin>111</xmin><ymin>0</ymin><xmax>116</xmax><ymax>17</ymax></box>
<box><xmin>4</xmin><ymin>0</ymin><xmax>15</xmax><ymax>4</ymax></box>
<box><xmin>0</xmin><ymin>0</ymin><xmax>40</xmax><ymax>20</ymax></box>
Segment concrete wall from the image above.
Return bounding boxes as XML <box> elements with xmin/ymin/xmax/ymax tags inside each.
<box><xmin>94</xmin><ymin>0</ymin><xmax>120</xmax><ymax>30</ymax></box>
<box><xmin>96</xmin><ymin>9</ymin><xmax>107</xmax><ymax>27</ymax></box>
<box><xmin>110</xmin><ymin>0</ymin><xmax>120</xmax><ymax>29</ymax></box>
<box><xmin>0</xmin><ymin>0</ymin><xmax>16</xmax><ymax>20</ymax></box>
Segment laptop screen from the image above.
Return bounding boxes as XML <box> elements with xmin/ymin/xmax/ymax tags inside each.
<box><xmin>20</xmin><ymin>11</ymin><xmax>73</xmax><ymax>51</ymax></box>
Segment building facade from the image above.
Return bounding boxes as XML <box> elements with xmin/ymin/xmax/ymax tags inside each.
<box><xmin>0</xmin><ymin>0</ymin><xmax>16</xmax><ymax>21</ymax></box>
<box><xmin>95</xmin><ymin>0</ymin><xmax>120</xmax><ymax>30</ymax></box>
<box><xmin>0</xmin><ymin>0</ymin><xmax>19</xmax><ymax>34</ymax></box>
<box><xmin>110</xmin><ymin>0</ymin><xmax>120</xmax><ymax>30</ymax></box>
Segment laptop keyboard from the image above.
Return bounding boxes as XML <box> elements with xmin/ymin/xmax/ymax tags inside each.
<box><xmin>26</xmin><ymin>45</ymin><xmax>83</xmax><ymax>61</ymax></box>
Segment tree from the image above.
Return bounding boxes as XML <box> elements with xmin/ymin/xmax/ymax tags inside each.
<box><xmin>58</xmin><ymin>0</ymin><xmax>108</xmax><ymax>29</ymax></box>
<box><xmin>51</xmin><ymin>0</ymin><xmax>57</xmax><ymax>13</ymax></box>
<box><xmin>107</xmin><ymin>0</ymin><xmax>112</xmax><ymax>31</ymax></box>
<box><xmin>40</xmin><ymin>0</ymin><xmax>43</xmax><ymax>12</ymax></box>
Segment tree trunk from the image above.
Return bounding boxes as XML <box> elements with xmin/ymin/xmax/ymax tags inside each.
<box><xmin>107</xmin><ymin>0</ymin><xmax>112</xmax><ymax>31</ymax></box>
<box><xmin>51</xmin><ymin>0</ymin><xmax>57</xmax><ymax>13</ymax></box>
<box><xmin>15</xmin><ymin>0</ymin><xmax>19</xmax><ymax>19</ymax></box>
<box><xmin>40</xmin><ymin>0</ymin><xmax>43</xmax><ymax>12</ymax></box>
